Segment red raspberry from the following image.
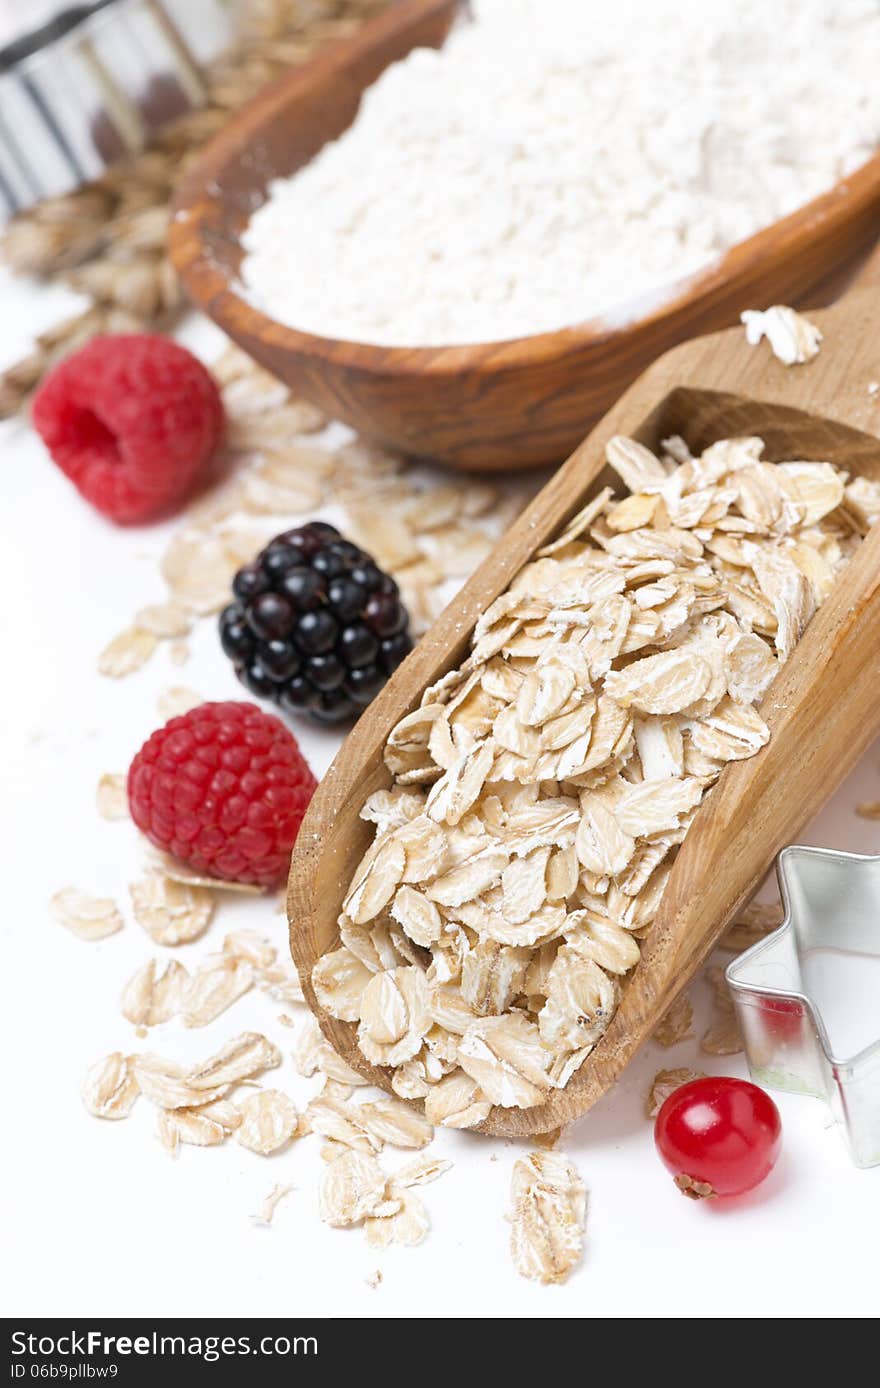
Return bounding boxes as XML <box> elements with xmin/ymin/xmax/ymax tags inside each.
<box><xmin>32</xmin><ymin>334</ymin><xmax>224</xmax><ymax>524</ymax></box>
<box><xmin>127</xmin><ymin>702</ymin><xmax>317</xmax><ymax>888</ymax></box>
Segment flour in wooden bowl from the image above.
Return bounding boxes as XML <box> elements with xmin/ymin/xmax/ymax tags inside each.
<box><xmin>241</xmin><ymin>0</ymin><xmax>880</xmax><ymax>346</ymax></box>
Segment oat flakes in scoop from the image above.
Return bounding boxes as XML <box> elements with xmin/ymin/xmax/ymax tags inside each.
<box><xmin>314</xmin><ymin>433</ymin><xmax>880</xmax><ymax>1120</ymax></box>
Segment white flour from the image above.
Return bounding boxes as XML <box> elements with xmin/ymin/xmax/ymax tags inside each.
<box><xmin>240</xmin><ymin>0</ymin><xmax>880</xmax><ymax>346</ymax></box>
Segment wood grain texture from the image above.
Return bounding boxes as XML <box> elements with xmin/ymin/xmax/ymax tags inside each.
<box><xmin>288</xmin><ymin>272</ymin><xmax>880</xmax><ymax>1136</ymax></box>
<box><xmin>169</xmin><ymin>0</ymin><xmax>880</xmax><ymax>471</ymax></box>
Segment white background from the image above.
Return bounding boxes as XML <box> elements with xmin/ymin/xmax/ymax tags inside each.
<box><xmin>1</xmin><ymin>267</ymin><xmax>878</xmax><ymax>1321</ymax></box>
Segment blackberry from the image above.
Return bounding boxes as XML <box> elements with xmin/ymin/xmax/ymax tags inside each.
<box><xmin>220</xmin><ymin>522</ymin><xmax>413</xmax><ymax>723</ymax></box>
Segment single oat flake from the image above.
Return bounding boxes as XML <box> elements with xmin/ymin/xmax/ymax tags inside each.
<box><xmin>96</xmin><ymin>773</ymin><xmax>129</xmax><ymax>821</ymax></box>
<box><xmin>319</xmin><ymin>1150</ymin><xmax>391</xmax><ymax>1228</ymax></box>
<box><xmin>645</xmin><ymin>1067</ymin><xmax>706</xmax><ymax>1119</ymax></box>
<box><xmin>158</xmin><ymin>1100</ymin><xmax>241</xmax><ymax>1152</ymax></box>
<box><xmin>160</xmin><ymin>530</ymin><xmax>240</xmax><ymax>616</ymax></box>
<box><xmin>156</xmin><ymin>685</ymin><xmax>204</xmax><ymax>721</ymax></box>
<box><xmin>81</xmin><ymin>1053</ymin><xmax>139</xmax><ymax>1119</ymax></box>
<box><xmin>719</xmin><ymin>900</ymin><xmax>785</xmax><ymax>952</ymax></box>
<box><xmin>135</xmin><ymin>602</ymin><xmax>191</xmax><ymax>639</ymax></box>
<box><xmin>364</xmin><ymin>1189</ymin><xmax>429</xmax><ymax>1248</ymax></box>
<box><xmin>236</xmin><ymin>1090</ymin><xmax>301</xmax><ymax>1155</ymax></box>
<box><xmin>652</xmin><ymin>992</ymin><xmax>694</xmax><ymax>1048</ymax></box>
<box><xmin>97</xmin><ymin>625</ymin><xmax>158</xmax><ymax>678</ymax></box>
<box><xmin>741</xmin><ymin>305</ymin><xmax>823</xmax><ymax>366</ymax></box>
<box><xmin>187</xmin><ymin>1032</ymin><xmax>282</xmax><ymax>1092</ymax></box>
<box><xmin>357</xmin><ymin>1098</ymin><xmax>434</xmax><ymax>1151</ymax></box>
<box><xmin>180</xmin><ymin>955</ymin><xmax>254</xmax><ymax>1027</ymax></box>
<box><xmin>51</xmin><ymin>887</ymin><xmax>124</xmax><ymax>941</ymax></box>
<box><xmin>120</xmin><ymin>958</ymin><xmax>188</xmax><ymax>1027</ymax></box>
<box><xmin>509</xmin><ymin>1151</ymin><xmax>587</xmax><ymax>1285</ymax></box>
<box><xmin>129</xmin><ymin>869</ymin><xmax>214</xmax><ymax>945</ymax></box>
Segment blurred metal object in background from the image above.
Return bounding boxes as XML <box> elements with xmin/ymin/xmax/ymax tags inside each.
<box><xmin>0</xmin><ymin>0</ymin><xmax>234</xmax><ymax>218</ymax></box>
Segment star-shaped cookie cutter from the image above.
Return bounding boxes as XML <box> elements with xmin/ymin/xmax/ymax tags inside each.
<box><xmin>726</xmin><ymin>845</ymin><xmax>880</xmax><ymax>1168</ymax></box>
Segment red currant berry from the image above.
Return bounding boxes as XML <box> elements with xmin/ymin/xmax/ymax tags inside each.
<box><xmin>654</xmin><ymin>1077</ymin><xmax>781</xmax><ymax>1200</ymax></box>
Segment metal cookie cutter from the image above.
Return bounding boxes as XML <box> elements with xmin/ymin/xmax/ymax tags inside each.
<box><xmin>727</xmin><ymin>846</ymin><xmax>880</xmax><ymax>1168</ymax></box>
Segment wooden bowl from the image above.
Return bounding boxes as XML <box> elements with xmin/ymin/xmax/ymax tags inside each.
<box><xmin>170</xmin><ymin>0</ymin><xmax>880</xmax><ymax>471</ymax></box>
<box><xmin>287</xmin><ymin>278</ymin><xmax>880</xmax><ymax>1137</ymax></box>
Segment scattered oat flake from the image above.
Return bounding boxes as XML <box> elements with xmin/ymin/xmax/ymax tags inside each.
<box><xmin>365</xmin><ymin>1189</ymin><xmax>429</xmax><ymax>1248</ymax></box>
<box><xmin>236</xmin><ymin>1090</ymin><xmax>300</xmax><ymax>1155</ymax></box>
<box><xmin>258</xmin><ymin>960</ymin><xmax>305</xmax><ymax>1006</ymax></box>
<box><xmin>129</xmin><ymin>869</ymin><xmax>214</xmax><ymax>945</ymax></box>
<box><xmin>222</xmin><ymin>929</ymin><xmax>276</xmax><ymax>970</ymax></box>
<box><xmin>252</xmin><ymin>1183</ymin><xmax>294</xmax><ymax>1227</ymax></box>
<box><xmin>652</xmin><ymin>991</ymin><xmax>694</xmax><ymax>1047</ymax></box>
<box><xmin>241</xmin><ymin>459</ymin><xmax>324</xmax><ymax>515</ymax></box>
<box><xmin>161</xmin><ymin>530</ymin><xmax>239</xmax><ymax>615</ymax></box>
<box><xmin>365</xmin><ymin>1270</ymin><xmax>383</xmax><ymax>1290</ymax></box>
<box><xmin>120</xmin><ymin>958</ymin><xmax>188</xmax><ymax>1027</ymax></box>
<box><xmin>133</xmin><ymin>1054</ymin><xmax>230</xmax><ymax>1110</ymax></box>
<box><xmin>158</xmin><ymin>1099</ymin><xmax>241</xmax><ymax>1152</ymax></box>
<box><xmin>645</xmin><ymin>1067</ymin><xmax>706</xmax><ymax>1119</ymax></box>
<box><xmin>156</xmin><ymin>685</ymin><xmax>204</xmax><ymax>720</ymax></box>
<box><xmin>81</xmin><ymin>1053</ymin><xmax>139</xmax><ymax>1119</ymax></box>
<box><xmin>51</xmin><ymin>887</ymin><xmax>123</xmax><ymax>941</ymax></box>
<box><xmin>96</xmin><ymin>773</ymin><xmax>129</xmax><ymax>821</ymax></box>
<box><xmin>357</xmin><ymin>1098</ymin><xmax>434</xmax><ymax>1150</ymax></box>
<box><xmin>180</xmin><ymin>955</ymin><xmax>253</xmax><ymax>1027</ymax></box>
<box><xmin>719</xmin><ymin>900</ymin><xmax>785</xmax><ymax>952</ymax></box>
<box><xmin>187</xmin><ymin>1032</ymin><xmax>282</xmax><ymax>1092</ymax></box>
<box><xmin>319</xmin><ymin>1150</ymin><xmax>390</xmax><ymax>1227</ymax></box>
<box><xmin>509</xmin><ymin>1151</ymin><xmax>587</xmax><ymax>1285</ymax></box>
<box><xmin>97</xmin><ymin>626</ymin><xmax>158</xmax><ymax>678</ymax></box>
<box><xmin>306</xmin><ymin>1094</ymin><xmax>378</xmax><ymax>1153</ymax></box>
<box><xmin>291</xmin><ymin>1015</ymin><xmax>324</xmax><ymax>1078</ymax></box>
<box><xmin>316</xmin><ymin>1045</ymin><xmax>370</xmax><ymax>1089</ymax></box>
<box><xmin>741</xmin><ymin>305</ymin><xmax>822</xmax><ymax>366</ymax></box>
<box><xmin>134</xmin><ymin>602</ymin><xmax>191</xmax><ymax>638</ymax></box>
<box><xmin>394</xmin><ymin>1154</ymin><xmax>453</xmax><ymax>1188</ymax></box>
<box><xmin>701</xmin><ymin>967</ymin><xmax>743</xmax><ymax>1055</ymax></box>
<box><xmin>856</xmin><ymin>801</ymin><xmax>880</xmax><ymax>820</ymax></box>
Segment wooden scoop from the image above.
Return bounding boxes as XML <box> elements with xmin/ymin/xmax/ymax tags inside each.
<box><xmin>288</xmin><ymin>254</ymin><xmax>880</xmax><ymax>1136</ymax></box>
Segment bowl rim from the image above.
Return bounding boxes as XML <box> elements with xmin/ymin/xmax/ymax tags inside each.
<box><xmin>169</xmin><ymin>0</ymin><xmax>880</xmax><ymax>380</ymax></box>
